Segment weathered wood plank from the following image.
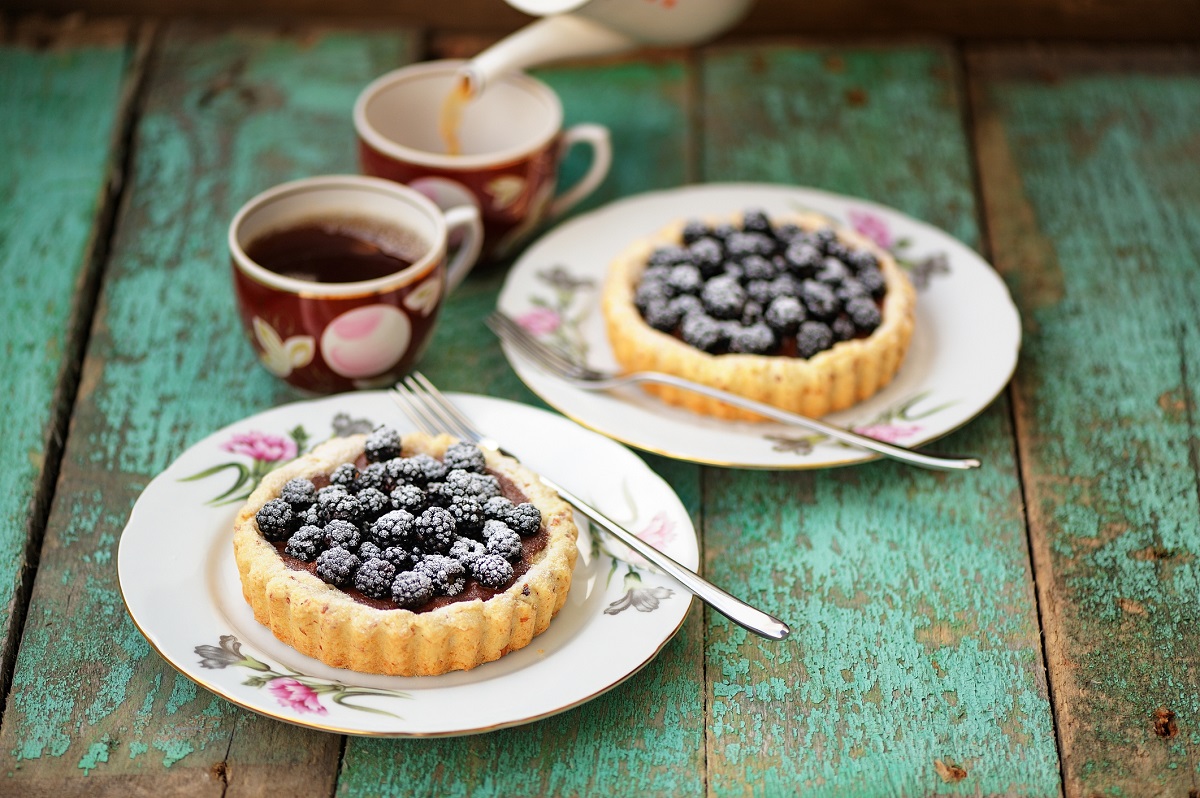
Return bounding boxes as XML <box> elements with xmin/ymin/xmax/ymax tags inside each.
<box><xmin>335</xmin><ymin>56</ymin><xmax>708</xmax><ymax>798</ymax></box>
<box><xmin>699</xmin><ymin>43</ymin><xmax>1062</xmax><ymax>795</ymax></box>
<box><xmin>0</xmin><ymin>17</ymin><xmax>134</xmax><ymax>716</ymax></box>
<box><xmin>0</xmin><ymin>23</ymin><xmax>416</xmax><ymax>796</ymax></box>
<box><xmin>969</xmin><ymin>45</ymin><xmax>1200</xmax><ymax>798</ymax></box>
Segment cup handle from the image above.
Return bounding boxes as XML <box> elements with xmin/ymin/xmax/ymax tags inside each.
<box><xmin>546</xmin><ymin>123</ymin><xmax>612</xmax><ymax>221</ymax></box>
<box><xmin>443</xmin><ymin>204</ymin><xmax>483</xmax><ymax>292</ymax></box>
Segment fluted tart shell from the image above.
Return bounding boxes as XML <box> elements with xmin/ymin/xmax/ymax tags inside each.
<box><xmin>601</xmin><ymin>211</ymin><xmax>916</xmax><ymax>421</ymax></box>
<box><xmin>233</xmin><ymin>433</ymin><xmax>578</xmax><ymax>676</ymax></box>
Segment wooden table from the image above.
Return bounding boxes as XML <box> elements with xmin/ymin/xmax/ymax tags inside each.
<box><xmin>2</xmin><ymin>15</ymin><xmax>1198</xmax><ymax>797</ymax></box>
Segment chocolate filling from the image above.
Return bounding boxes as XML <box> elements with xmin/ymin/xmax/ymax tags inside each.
<box><xmin>270</xmin><ymin>455</ymin><xmax>548</xmax><ymax>614</ymax></box>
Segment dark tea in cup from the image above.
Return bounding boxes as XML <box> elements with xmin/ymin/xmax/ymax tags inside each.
<box><xmin>244</xmin><ymin>217</ymin><xmax>422</xmax><ymax>284</ymax></box>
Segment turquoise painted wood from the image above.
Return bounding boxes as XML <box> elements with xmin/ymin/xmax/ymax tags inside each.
<box><xmin>336</xmin><ymin>56</ymin><xmax>710</xmax><ymax>798</ymax></box>
<box><xmin>698</xmin><ymin>44</ymin><xmax>1062</xmax><ymax>795</ymax></box>
<box><xmin>0</xmin><ymin>26</ymin><xmax>131</xmax><ymax>698</ymax></box>
<box><xmin>0</xmin><ymin>24</ymin><xmax>416</xmax><ymax>795</ymax></box>
<box><xmin>970</xmin><ymin>46</ymin><xmax>1200</xmax><ymax>797</ymax></box>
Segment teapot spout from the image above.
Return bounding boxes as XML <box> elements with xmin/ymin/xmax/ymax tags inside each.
<box><xmin>461</xmin><ymin>16</ymin><xmax>636</xmax><ymax>95</ymax></box>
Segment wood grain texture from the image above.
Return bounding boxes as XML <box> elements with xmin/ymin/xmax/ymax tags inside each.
<box><xmin>334</xmin><ymin>56</ymin><xmax>708</xmax><ymax>798</ymax></box>
<box><xmin>969</xmin><ymin>44</ymin><xmax>1200</xmax><ymax>797</ymax></box>
<box><xmin>699</xmin><ymin>44</ymin><xmax>1062</xmax><ymax>795</ymax></box>
<box><xmin>0</xmin><ymin>18</ymin><xmax>132</xmax><ymax>714</ymax></box>
<box><xmin>0</xmin><ymin>23</ymin><xmax>415</xmax><ymax>796</ymax></box>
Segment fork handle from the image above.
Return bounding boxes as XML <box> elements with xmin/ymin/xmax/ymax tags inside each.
<box><xmin>541</xmin><ymin>475</ymin><xmax>791</xmax><ymax>641</ymax></box>
<box><xmin>625</xmin><ymin>373</ymin><xmax>981</xmax><ymax>471</ymax></box>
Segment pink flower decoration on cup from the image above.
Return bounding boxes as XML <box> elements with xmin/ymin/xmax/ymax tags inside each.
<box><xmin>847</xmin><ymin>209</ymin><xmax>894</xmax><ymax>250</ymax></box>
<box><xmin>852</xmin><ymin>423</ymin><xmax>922</xmax><ymax>443</ymax></box>
<box><xmin>221</xmin><ymin>431</ymin><xmax>297</xmax><ymax>463</ymax></box>
<box><xmin>268</xmin><ymin>678</ymin><xmax>327</xmax><ymax>715</ymax></box>
<box><xmin>516</xmin><ymin>307</ymin><xmax>561</xmax><ymax>336</ymax></box>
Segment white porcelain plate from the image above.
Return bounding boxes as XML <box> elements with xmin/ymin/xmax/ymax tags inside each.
<box><xmin>498</xmin><ymin>183</ymin><xmax>1021</xmax><ymax>469</ymax></box>
<box><xmin>117</xmin><ymin>392</ymin><xmax>696</xmax><ymax>736</ymax></box>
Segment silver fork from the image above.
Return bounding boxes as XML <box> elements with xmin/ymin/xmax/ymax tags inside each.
<box><xmin>487</xmin><ymin>311</ymin><xmax>981</xmax><ymax>472</ymax></box>
<box><xmin>391</xmin><ymin>372</ymin><xmax>791</xmax><ymax>641</ymax></box>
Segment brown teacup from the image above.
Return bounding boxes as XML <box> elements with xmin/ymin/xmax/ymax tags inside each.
<box><xmin>354</xmin><ymin>59</ymin><xmax>611</xmax><ymax>260</ymax></box>
<box><xmin>228</xmin><ymin>175</ymin><xmax>482</xmax><ymax>393</ymax></box>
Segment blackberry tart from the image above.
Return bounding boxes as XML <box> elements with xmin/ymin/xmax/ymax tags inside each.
<box><xmin>233</xmin><ymin>427</ymin><xmax>578</xmax><ymax>676</ymax></box>
<box><xmin>602</xmin><ymin>209</ymin><xmax>916</xmax><ymax>420</ymax></box>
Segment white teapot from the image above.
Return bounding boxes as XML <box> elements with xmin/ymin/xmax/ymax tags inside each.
<box><xmin>463</xmin><ymin>0</ymin><xmax>755</xmax><ymax>93</ymax></box>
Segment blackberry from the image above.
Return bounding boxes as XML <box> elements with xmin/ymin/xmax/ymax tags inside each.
<box><xmin>634</xmin><ymin>278</ymin><xmax>672</xmax><ymax>311</ymax></box>
<box><xmin>773</xmin><ymin>222</ymin><xmax>803</xmax><ymax>242</ymax></box>
<box><xmin>315</xmin><ymin>546</ymin><xmax>360</xmax><ymax>587</ymax></box>
<box><xmin>857</xmin><ymin>265</ymin><xmax>886</xmax><ymax>298</ymax></box>
<box><xmin>784</xmin><ymin>241</ymin><xmax>823</xmax><ymax>276</ymax></box>
<box><xmin>813</xmin><ymin>227</ymin><xmax>838</xmax><ymax>253</ymax></box>
<box><xmin>800</xmin><ymin>280</ymin><xmax>840</xmax><ymax>322</ymax></box>
<box><xmin>711</xmin><ymin>223</ymin><xmax>737</xmax><ymax>241</ymax></box>
<box><xmin>364</xmin><ymin>426</ymin><xmax>403</xmax><ymax>463</ymax></box>
<box><xmin>380</xmin><ymin>545</ymin><xmax>417</xmax><ymax>572</ymax></box>
<box><xmin>508</xmin><ymin>503</ymin><xmax>542</xmax><ymax>537</ymax></box>
<box><xmin>816</xmin><ymin>257</ymin><xmax>852</xmax><ymax>285</ymax></box>
<box><xmin>681</xmin><ymin>219</ymin><xmax>710</xmax><ymax>245</ymax></box>
<box><xmin>825</xmin><ymin>240</ymin><xmax>852</xmax><ymax>263</ymax></box>
<box><xmin>832</xmin><ymin>316</ymin><xmax>857</xmax><ymax>342</ymax></box>
<box><xmin>648</xmin><ymin>244</ymin><xmax>688</xmax><ymax>267</ymax></box>
<box><xmin>742</xmin><ymin>208</ymin><xmax>772</xmax><ymax>234</ymax></box>
<box><xmin>356</xmin><ymin>487</ymin><xmax>390</xmax><ymax>521</ymax></box>
<box><xmin>741</xmin><ymin>254</ymin><xmax>777</xmax><ymax>282</ymax></box>
<box><xmin>472</xmin><ymin>554</ymin><xmax>514</xmax><ymax>589</ymax></box>
<box><xmin>284</xmin><ymin>525</ymin><xmax>325</xmax><ymax>562</ymax></box>
<box><xmin>255</xmin><ymin>499</ymin><xmax>295</xmax><ymax>542</ymax></box>
<box><xmin>445</xmin><ymin>469</ymin><xmax>501</xmax><ymax>501</ymax></box>
<box><xmin>483</xmin><ymin>496</ymin><xmax>514</xmax><ymax>522</ymax></box>
<box><xmin>482</xmin><ymin>518</ymin><xmax>514</xmax><ymax>540</ymax></box>
<box><xmin>315</xmin><ymin>485</ymin><xmax>350</xmax><ymax>522</ymax></box>
<box><xmin>485</xmin><ymin>524</ymin><xmax>522</xmax><ymax>560</ymax></box>
<box><xmin>391</xmin><ymin>570</ymin><xmax>434</xmax><ymax>608</ymax></box>
<box><xmin>416</xmin><ymin>554</ymin><xmax>466</xmax><ymax>597</ymax></box>
<box><xmin>443</xmin><ymin>442</ymin><xmax>487</xmax><ymax>474</ymax></box>
<box><xmin>324</xmin><ymin>519</ymin><xmax>362</xmax><ymax>550</ymax></box>
<box><xmin>728</xmin><ymin>322</ymin><xmax>776</xmax><ymax>355</ymax></box>
<box><xmin>724</xmin><ymin>231</ymin><xmax>774</xmax><ymax>259</ymax></box>
<box><xmin>355</xmin><ymin>462</ymin><xmax>390</xmax><ymax>492</ymax></box>
<box><xmin>641</xmin><ymin>264</ymin><xmax>672</xmax><ymax>284</ymax></box>
<box><xmin>424</xmin><ymin>481</ymin><xmax>454</xmax><ymax>507</ymax></box>
<box><xmin>389</xmin><ymin>483</ymin><xmax>427</xmax><ymax>514</ymax></box>
<box><xmin>449</xmin><ymin>537</ymin><xmax>487</xmax><ymax>569</ymax></box>
<box><xmin>667</xmin><ymin>264</ymin><xmax>703</xmax><ymax>295</ymax></box>
<box><xmin>358</xmin><ymin>540</ymin><xmax>383</xmax><ymax>561</ymax></box>
<box><xmin>280</xmin><ymin>478</ymin><xmax>316</xmax><ymax>508</ymax></box>
<box><xmin>765</xmin><ymin>295</ymin><xmax>805</xmax><ymax>336</ymax></box>
<box><xmin>371</xmin><ymin>509</ymin><xmax>415</xmax><ymax>547</ymax></box>
<box><xmin>321</xmin><ymin>491</ymin><xmax>366</xmax><ymax>525</ymax></box>
<box><xmin>415</xmin><ymin>506</ymin><xmax>457</xmax><ymax>552</ymax></box>
<box><xmin>329</xmin><ymin>463</ymin><xmax>358</xmax><ymax>489</ymax></box>
<box><xmin>746</xmin><ymin>279</ymin><xmax>774</xmax><ymax>306</ymax></box>
<box><xmin>681</xmin><ymin>312</ymin><xmax>728</xmax><ymax>353</ymax></box>
<box><xmin>447</xmin><ymin>493</ymin><xmax>485</xmax><ymax>535</ymax></box>
<box><xmin>386</xmin><ymin>453</ymin><xmax>446</xmax><ymax>486</ymax></box>
<box><xmin>796</xmin><ymin>321</ymin><xmax>835</xmax><ymax>358</ymax></box>
<box><xmin>688</xmin><ymin>238</ymin><xmax>724</xmax><ymax>278</ymax></box>
<box><xmin>846</xmin><ymin>248</ymin><xmax>877</xmax><ymax>271</ymax></box>
<box><xmin>767</xmin><ymin>273</ymin><xmax>803</xmax><ymax>301</ymax></box>
<box><xmin>845</xmin><ymin>297</ymin><xmax>882</xmax><ymax>332</ymax></box>
<box><xmin>720</xmin><ymin>262</ymin><xmax>745</xmax><ymax>284</ymax></box>
<box><xmin>643</xmin><ymin>298</ymin><xmax>683</xmax><ymax>332</ymax></box>
<box><xmin>741</xmin><ymin>301</ymin><xmax>764</xmax><ymax>326</ymax></box>
<box><xmin>701</xmin><ymin>276</ymin><xmax>746</xmax><ymax>321</ymax></box>
<box><xmin>667</xmin><ymin>294</ymin><xmax>704</xmax><ymax>320</ymax></box>
<box><xmin>297</xmin><ymin>504</ymin><xmax>320</xmax><ymax>527</ymax></box>
<box><xmin>835</xmin><ymin>279</ymin><xmax>869</xmax><ymax>303</ymax></box>
<box><xmin>354</xmin><ymin>558</ymin><xmax>396</xmax><ymax>600</ymax></box>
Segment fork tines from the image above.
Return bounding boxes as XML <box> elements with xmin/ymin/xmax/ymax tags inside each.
<box><xmin>391</xmin><ymin>373</ymin><xmax>479</xmax><ymax>443</ymax></box>
<box><xmin>485</xmin><ymin>312</ymin><xmax>587</xmax><ymax>378</ymax></box>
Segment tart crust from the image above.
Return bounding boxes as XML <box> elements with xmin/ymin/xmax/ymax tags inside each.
<box><xmin>602</xmin><ymin>212</ymin><xmax>916</xmax><ymax>421</ymax></box>
<box><xmin>233</xmin><ymin>433</ymin><xmax>578</xmax><ymax>676</ymax></box>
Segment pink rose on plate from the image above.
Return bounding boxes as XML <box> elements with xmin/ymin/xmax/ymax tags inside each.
<box><xmin>221</xmin><ymin>431</ymin><xmax>297</xmax><ymax>462</ymax></box>
<box><xmin>268</xmin><ymin>678</ymin><xmax>327</xmax><ymax>715</ymax></box>
<box><xmin>638</xmin><ymin>512</ymin><xmax>676</xmax><ymax>548</ymax></box>
<box><xmin>515</xmin><ymin>307</ymin><xmax>561</xmax><ymax>336</ymax></box>
<box><xmin>852</xmin><ymin>423</ymin><xmax>921</xmax><ymax>443</ymax></box>
<box><xmin>847</xmin><ymin>209</ymin><xmax>893</xmax><ymax>250</ymax></box>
